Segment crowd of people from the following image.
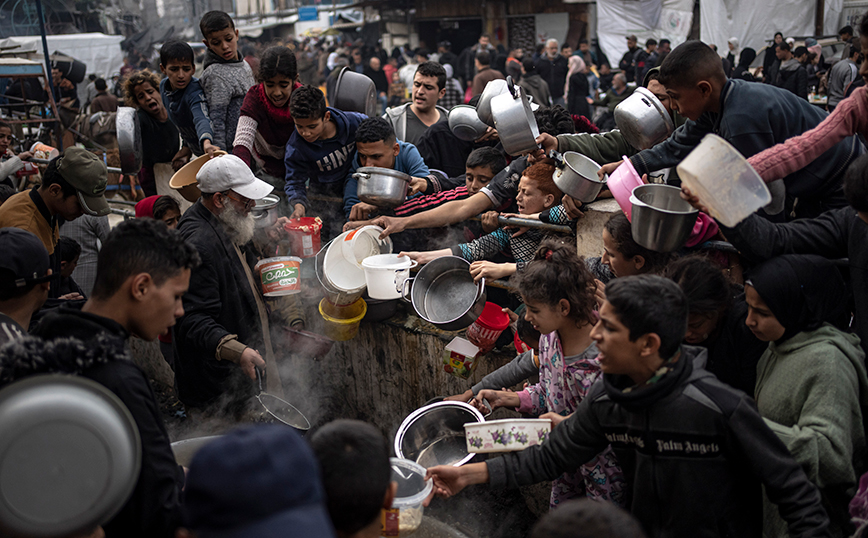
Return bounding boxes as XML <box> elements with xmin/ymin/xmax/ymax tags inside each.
<box><xmin>4</xmin><ymin>7</ymin><xmax>868</xmax><ymax>538</ymax></box>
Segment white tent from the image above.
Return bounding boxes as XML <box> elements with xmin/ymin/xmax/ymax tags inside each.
<box><xmin>0</xmin><ymin>33</ymin><xmax>125</xmax><ymax>79</ymax></box>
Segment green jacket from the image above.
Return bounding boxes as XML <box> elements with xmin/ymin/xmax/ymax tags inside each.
<box><xmin>756</xmin><ymin>324</ymin><xmax>868</xmax><ymax>537</ymax></box>
<box><xmin>592</xmin><ymin>85</ymin><xmax>634</xmax><ymax>113</ymax></box>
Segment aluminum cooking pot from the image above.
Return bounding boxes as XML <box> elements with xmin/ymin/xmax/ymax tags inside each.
<box><xmin>332</xmin><ymin>67</ymin><xmax>378</xmax><ymax>117</ymax></box>
<box><xmin>491</xmin><ymin>77</ymin><xmax>540</xmax><ymax>157</ymax></box>
<box><xmin>448</xmin><ymin>105</ymin><xmax>489</xmax><ymax>141</ymax></box>
<box><xmin>116</xmin><ymin>106</ymin><xmax>142</xmax><ymax>174</ymax></box>
<box><xmin>630</xmin><ymin>184</ymin><xmax>698</xmax><ymax>252</ymax></box>
<box><xmin>476</xmin><ymin>79</ymin><xmax>509</xmax><ymax>127</ymax></box>
<box><xmin>549</xmin><ymin>150</ymin><xmax>606</xmax><ymax>203</ymax></box>
<box><xmin>614</xmin><ymin>87</ymin><xmax>675</xmax><ymax>150</ymax></box>
<box><xmin>354</xmin><ymin>166</ymin><xmax>410</xmax><ymax>207</ymax></box>
<box><xmin>401</xmin><ymin>256</ymin><xmax>486</xmax><ymax>331</ymax></box>
<box><xmin>251</xmin><ymin>193</ymin><xmax>280</xmax><ymax>228</ymax></box>
<box><xmin>394</xmin><ymin>400</ymin><xmax>485</xmax><ymax>468</ymax></box>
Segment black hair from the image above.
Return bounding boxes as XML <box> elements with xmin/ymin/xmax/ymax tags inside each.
<box><xmin>160</xmin><ymin>40</ymin><xmax>194</xmax><ymax>67</ymax></box>
<box><xmin>605</xmin><ymin>275</ymin><xmax>688</xmax><ymax>358</ymax></box>
<box><xmin>530</xmin><ymin>499</ymin><xmax>647</xmax><ymax>538</ymax></box>
<box><xmin>521</xmin><ymin>57</ymin><xmax>536</xmax><ymax>74</ymax></box>
<box><xmin>774</xmin><ymin>32</ymin><xmax>783</xmax><ymax>39</ymax></box>
<box><xmin>476</xmin><ymin>50</ymin><xmax>492</xmax><ymax>66</ymax></box>
<box><xmin>40</xmin><ymin>156</ymin><xmax>77</xmax><ymax>198</ymax></box>
<box><xmin>94</xmin><ymin>78</ymin><xmax>107</xmax><ymax>91</ymax></box>
<box><xmin>512</xmin><ymin>239</ymin><xmax>597</xmax><ymax>326</ymax></box>
<box><xmin>258</xmin><ymin>46</ymin><xmax>298</xmax><ymax>83</ymax></box>
<box><xmin>604</xmin><ymin>214</ymin><xmax>671</xmax><ymax>274</ymax></box>
<box><xmin>844</xmin><ymin>153</ymin><xmax>868</xmax><ymax>212</ymax></box>
<box><xmin>56</xmin><ymin>236</ymin><xmax>81</xmax><ymax>264</ymax></box>
<box><xmin>534</xmin><ymin>105</ymin><xmax>575</xmax><ymax>137</ymax></box>
<box><xmin>646</xmin><ymin>38</ymin><xmax>658</xmax><ymax>47</ymax></box>
<box><xmin>840</xmin><ymin>25</ymin><xmax>855</xmax><ymax>36</ymax></box>
<box><xmin>0</xmin><ymin>184</ymin><xmax>15</xmax><ymax>204</ymax></box>
<box><xmin>0</xmin><ymin>119</ymin><xmax>10</xmax><ymax>131</ymax></box>
<box><xmin>860</xmin><ymin>11</ymin><xmax>868</xmax><ymax>39</ymax></box>
<box><xmin>659</xmin><ymin>38</ymin><xmax>671</xmax><ymax>46</ymax></box>
<box><xmin>778</xmin><ymin>41</ymin><xmax>791</xmax><ymax>52</ymax></box>
<box><xmin>658</xmin><ymin>40</ymin><xmax>727</xmax><ymax>89</ymax></box>
<box><xmin>90</xmin><ymin>218</ymin><xmax>200</xmax><ymax>301</ymax></box>
<box><xmin>851</xmin><ymin>45</ymin><xmax>861</xmax><ymax>58</ymax></box>
<box><xmin>561</xmin><ymin>43</ymin><xmax>571</xmax><ymax>51</ymax></box>
<box><xmin>200</xmin><ymin>10</ymin><xmax>235</xmax><ymax>38</ymax></box>
<box><xmin>152</xmin><ymin>195</ymin><xmax>181</xmax><ymax>221</ymax></box>
<box><xmin>664</xmin><ymin>255</ymin><xmax>731</xmax><ymax>316</ymax></box>
<box><xmin>355</xmin><ymin>117</ymin><xmax>395</xmax><ymax>145</ymax></box>
<box><xmin>415</xmin><ymin>61</ymin><xmax>447</xmax><ymax>91</ymax></box>
<box><xmin>289</xmin><ymin>85</ymin><xmax>326</xmax><ymax>119</ymax></box>
<box><xmin>516</xmin><ymin>315</ymin><xmax>541</xmax><ymax>346</ymax></box>
<box><xmin>309</xmin><ymin>420</ymin><xmax>391</xmax><ymax>535</ymax></box>
<box><xmin>579</xmin><ymin>39</ymin><xmax>589</xmax><ymax>46</ymax></box>
<box><xmin>88</xmin><ymin>73</ymin><xmax>97</xmax><ymax>81</ymax></box>
<box><xmin>465</xmin><ymin>147</ymin><xmax>507</xmax><ymax>175</ymax></box>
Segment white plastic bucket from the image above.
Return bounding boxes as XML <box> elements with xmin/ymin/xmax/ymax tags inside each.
<box><xmin>341</xmin><ymin>225</ymin><xmax>392</xmax><ymax>267</ymax></box>
<box><xmin>361</xmin><ymin>254</ymin><xmax>417</xmax><ymax>300</ymax></box>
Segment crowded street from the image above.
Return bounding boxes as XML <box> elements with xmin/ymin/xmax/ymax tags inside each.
<box><xmin>1</xmin><ymin>0</ymin><xmax>868</xmax><ymax>536</ymax></box>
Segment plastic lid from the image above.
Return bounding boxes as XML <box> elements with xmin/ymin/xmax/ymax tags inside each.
<box><xmin>390</xmin><ymin>458</ymin><xmax>433</xmax><ymax>508</ymax></box>
<box><xmin>477</xmin><ymin>302</ymin><xmax>510</xmax><ymax>330</ymax></box>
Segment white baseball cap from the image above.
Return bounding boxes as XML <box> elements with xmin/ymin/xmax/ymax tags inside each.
<box><xmin>196</xmin><ymin>154</ymin><xmax>274</xmax><ymax>200</ymax></box>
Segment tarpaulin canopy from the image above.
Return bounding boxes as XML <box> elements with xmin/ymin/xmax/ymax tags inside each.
<box><xmin>0</xmin><ymin>33</ymin><xmax>125</xmax><ymax>79</ymax></box>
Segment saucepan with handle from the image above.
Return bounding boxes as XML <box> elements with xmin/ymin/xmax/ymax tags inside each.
<box><xmin>254</xmin><ymin>367</ymin><xmax>310</xmax><ymax>430</ymax></box>
<box><xmin>490</xmin><ymin>76</ymin><xmax>540</xmax><ymax>157</ymax></box>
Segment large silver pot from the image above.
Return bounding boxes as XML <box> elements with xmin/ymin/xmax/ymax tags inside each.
<box><xmin>614</xmin><ymin>87</ymin><xmax>675</xmax><ymax>150</ymax></box>
<box><xmin>491</xmin><ymin>77</ymin><xmax>540</xmax><ymax>157</ymax></box>
<box><xmin>630</xmin><ymin>184</ymin><xmax>698</xmax><ymax>252</ymax></box>
<box><xmin>332</xmin><ymin>67</ymin><xmax>378</xmax><ymax>117</ymax></box>
<box><xmin>550</xmin><ymin>150</ymin><xmax>606</xmax><ymax>203</ymax></box>
<box><xmin>448</xmin><ymin>105</ymin><xmax>488</xmax><ymax>141</ymax></box>
<box><xmin>401</xmin><ymin>256</ymin><xmax>486</xmax><ymax>331</ymax></box>
<box><xmin>354</xmin><ymin>166</ymin><xmax>410</xmax><ymax>207</ymax></box>
<box><xmin>116</xmin><ymin>106</ymin><xmax>142</xmax><ymax>174</ymax></box>
<box><xmin>476</xmin><ymin>79</ymin><xmax>509</xmax><ymax>127</ymax></box>
<box><xmin>394</xmin><ymin>401</ymin><xmax>485</xmax><ymax>468</ymax></box>
<box><xmin>251</xmin><ymin>193</ymin><xmax>281</xmax><ymax>228</ymax></box>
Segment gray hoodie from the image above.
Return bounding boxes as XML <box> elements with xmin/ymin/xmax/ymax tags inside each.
<box><xmin>200</xmin><ymin>49</ymin><xmax>255</xmax><ymax>152</ymax></box>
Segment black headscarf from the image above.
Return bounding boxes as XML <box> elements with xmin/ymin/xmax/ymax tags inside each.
<box><xmin>737</xmin><ymin>47</ymin><xmax>756</xmax><ymax>69</ymax></box>
<box><xmin>746</xmin><ymin>254</ymin><xmax>849</xmax><ymax>342</ymax></box>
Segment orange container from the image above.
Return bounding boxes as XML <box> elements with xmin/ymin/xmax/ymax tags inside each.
<box><xmin>284</xmin><ymin>217</ymin><xmax>322</xmax><ymax>258</ymax></box>
<box><xmin>30</xmin><ymin>142</ymin><xmax>59</xmax><ymax>160</ymax></box>
<box><xmin>254</xmin><ymin>256</ymin><xmax>301</xmax><ymax>296</ymax></box>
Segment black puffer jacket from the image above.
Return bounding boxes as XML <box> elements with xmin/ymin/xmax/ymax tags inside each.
<box><xmin>486</xmin><ymin>346</ymin><xmax>831</xmax><ymax>538</ymax></box>
<box><xmin>173</xmin><ymin>200</ymin><xmax>263</xmax><ymax>409</ymax></box>
<box><xmin>3</xmin><ymin>307</ymin><xmax>184</xmax><ymax>538</ymax></box>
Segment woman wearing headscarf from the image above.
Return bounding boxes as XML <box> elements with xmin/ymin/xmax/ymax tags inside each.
<box><xmin>763</xmin><ymin>32</ymin><xmax>784</xmax><ymax>78</ymax></box>
<box><xmin>565</xmin><ymin>55</ymin><xmax>591</xmax><ymax>120</ymax></box>
<box><xmin>731</xmin><ymin>47</ymin><xmax>757</xmax><ymax>82</ymax></box>
<box><xmin>745</xmin><ymin>254</ymin><xmax>868</xmax><ymax>538</ymax></box>
<box><xmin>726</xmin><ymin>37</ymin><xmax>740</xmax><ymax>77</ymax></box>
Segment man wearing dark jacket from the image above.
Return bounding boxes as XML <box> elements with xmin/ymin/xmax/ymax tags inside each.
<box><xmin>536</xmin><ymin>39</ymin><xmax>569</xmax><ymax>105</ymax></box>
<box><xmin>426</xmin><ymin>275</ymin><xmax>831</xmax><ymax>538</ymax></box>
<box><xmin>619</xmin><ymin>35</ymin><xmax>641</xmax><ymax>83</ymax></box>
<box><xmin>774</xmin><ymin>42</ymin><xmax>808</xmax><ymax>99</ymax></box>
<box><xmin>22</xmin><ymin>218</ymin><xmax>201</xmax><ymax>538</ymax></box>
<box><xmin>518</xmin><ymin>57</ymin><xmax>552</xmax><ymax>107</ymax></box>
<box><xmin>174</xmin><ymin>154</ymin><xmax>276</xmax><ymax>412</ymax></box>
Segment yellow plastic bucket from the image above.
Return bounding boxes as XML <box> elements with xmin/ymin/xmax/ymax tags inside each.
<box><xmin>318</xmin><ymin>298</ymin><xmax>367</xmax><ymax>341</ymax></box>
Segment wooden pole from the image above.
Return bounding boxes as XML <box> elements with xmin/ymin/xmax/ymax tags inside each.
<box><xmin>816</xmin><ymin>0</ymin><xmax>825</xmax><ymax>37</ymax></box>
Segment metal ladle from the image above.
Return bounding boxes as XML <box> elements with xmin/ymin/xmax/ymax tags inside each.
<box><xmin>255</xmin><ymin>367</ymin><xmax>310</xmax><ymax>431</ymax></box>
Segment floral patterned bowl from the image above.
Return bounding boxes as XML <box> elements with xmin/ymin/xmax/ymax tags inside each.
<box><xmin>464</xmin><ymin>418</ymin><xmax>552</xmax><ymax>453</ymax></box>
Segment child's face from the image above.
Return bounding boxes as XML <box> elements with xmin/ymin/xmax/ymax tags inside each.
<box><xmin>357</xmin><ymin>139</ymin><xmax>399</xmax><ymax>169</ymax></box>
<box><xmin>263</xmin><ymin>74</ymin><xmax>294</xmax><ymax>108</ymax></box>
<box><xmin>522</xmin><ymin>297</ymin><xmax>564</xmax><ymax>335</ymax></box>
<box><xmin>133</xmin><ymin>82</ymin><xmax>164</xmax><ymax>116</ymax></box>
<box><xmin>515</xmin><ymin>175</ymin><xmax>554</xmax><ymax>215</ymax></box>
<box><xmin>744</xmin><ymin>285</ymin><xmax>786</xmax><ymax>342</ymax></box>
<box><xmin>160</xmin><ymin>59</ymin><xmax>194</xmax><ymax>91</ymax></box>
<box><xmin>60</xmin><ymin>255</ymin><xmax>79</xmax><ymax>278</ymax></box>
<box><xmin>464</xmin><ymin>165</ymin><xmax>495</xmax><ymax>195</ymax></box>
<box><xmin>204</xmin><ymin>27</ymin><xmax>240</xmax><ymax>61</ymax></box>
<box><xmin>664</xmin><ymin>82</ymin><xmax>713</xmax><ymax>122</ymax></box>
<box><xmin>131</xmin><ymin>268</ymin><xmax>191</xmax><ymax>341</ymax></box>
<box><xmin>161</xmin><ymin>208</ymin><xmax>181</xmax><ymax>230</ymax></box>
<box><xmin>601</xmin><ymin>228</ymin><xmax>643</xmax><ymax>278</ymax></box>
<box><xmin>591</xmin><ymin>300</ymin><xmax>645</xmax><ymax>375</ymax></box>
<box><xmin>294</xmin><ymin>112</ymin><xmax>329</xmax><ymax>143</ymax></box>
<box><xmin>0</xmin><ymin>126</ymin><xmax>12</xmax><ymax>154</ymax></box>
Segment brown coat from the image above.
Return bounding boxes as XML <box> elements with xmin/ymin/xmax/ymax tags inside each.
<box><xmin>0</xmin><ymin>189</ymin><xmax>59</xmax><ymax>254</ymax></box>
<box><xmin>471</xmin><ymin>67</ymin><xmax>505</xmax><ymax>97</ymax></box>
<box><xmin>90</xmin><ymin>92</ymin><xmax>119</xmax><ymax>113</ymax></box>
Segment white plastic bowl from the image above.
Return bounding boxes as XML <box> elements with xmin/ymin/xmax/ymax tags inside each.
<box><xmin>361</xmin><ymin>254</ymin><xmax>416</xmax><ymax>300</ymax></box>
<box><xmin>389</xmin><ymin>458</ymin><xmax>433</xmax><ymax>534</ymax></box>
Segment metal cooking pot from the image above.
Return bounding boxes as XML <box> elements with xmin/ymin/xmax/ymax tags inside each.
<box><xmin>332</xmin><ymin>67</ymin><xmax>378</xmax><ymax>117</ymax></box>
<box><xmin>549</xmin><ymin>150</ymin><xmax>606</xmax><ymax>203</ymax></box>
<box><xmin>394</xmin><ymin>401</ymin><xmax>485</xmax><ymax>468</ymax></box>
<box><xmin>491</xmin><ymin>77</ymin><xmax>540</xmax><ymax>157</ymax></box>
<box><xmin>476</xmin><ymin>79</ymin><xmax>509</xmax><ymax>127</ymax></box>
<box><xmin>448</xmin><ymin>105</ymin><xmax>489</xmax><ymax>141</ymax></box>
<box><xmin>171</xmin><ymin>436</ymin><xmax>222</xmax><ymax>467</ymax></box>
<box><xmin>116</xmin><ymin>106</ymin><xmax>142</xmax><ymax>174</ymax></box>
<box><xmin>401</xmin><ymin>256</ymin><xmax>486</xmax><ymax>331</ymax></box>
<box><xmin>251</xmin><ymin>193</ymin><xmax>280</xmax><ymax>228</ymax></box>
<box><xmin>630</xmin><ymin>184</ymin><xmax>698</xmax><ymax>252</ymax></box>
<box><xmin>353</xmin><ymin>166</ymin><xmax>410</xmax><ymax>207</ymax></box>
<box><xmin>614</xmin><ymin>87</ymin><xmax>675</xmax><ymax>150</ymax></box>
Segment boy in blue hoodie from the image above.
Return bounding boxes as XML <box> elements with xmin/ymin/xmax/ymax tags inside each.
<box><xmin>159</xmin><ymin>41</ymin><xmax>218</xmax><ymax>164</ymax></box>
<box><xmin>285</xmin><ymin>85</ymin><xmax>366</xmax><ymax>236</ymax></box>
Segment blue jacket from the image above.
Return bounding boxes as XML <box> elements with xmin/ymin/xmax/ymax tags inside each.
<box><xmin>630</xmin><ymin>79</ymin><xmax>863</xmax><ymax>207</ymax></box>
<box><xmin>160</xmin><ymin>78</ymin><xmax>213</xmax><ymax>154</ymax></box>
<box><xmin>284</xmin><ymin>107</ymin><xmax>367</xmax><ymax>208</ymax></box>
<box><xmin>343</xmin><ymin>140</ymin><xmax>429</xmax><ymax>217</ymax></box>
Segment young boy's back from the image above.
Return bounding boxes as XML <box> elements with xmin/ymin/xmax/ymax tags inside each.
<box><xmin>198</xmin><ymin>11</ymin><xmax>255</xmax><ymax>152</ymax></box>
<box><xmin>159</xmin><ymin>40</ymin><xmax>216</xmax><ymax>157</ymax></box>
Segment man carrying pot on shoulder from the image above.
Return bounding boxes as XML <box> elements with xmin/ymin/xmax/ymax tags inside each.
<box><xmin>173</xmin><ymin>154</ymin><xmax>303</xmax><ymax>420</ymax></box>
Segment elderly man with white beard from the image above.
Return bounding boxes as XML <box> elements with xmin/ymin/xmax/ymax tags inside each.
<box><xmin>173</xmin><ymin>154</ymin><xmax>290</xmax><ymax>418</ymax></box>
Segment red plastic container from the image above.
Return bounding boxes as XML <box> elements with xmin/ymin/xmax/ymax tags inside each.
<box><xmin>466</xmin><ymin>302</ymin><xmax>510</xmax><ymax>354</ymax></box>
<box><xmin>284</xmin><ymin>217</ymin><xmax>322</xmax><ymax>258</ymax></box>
<box><xmin>514</xmin><ymin>330</ymin><xmax>532</xmax><ymax>353</ymax></box>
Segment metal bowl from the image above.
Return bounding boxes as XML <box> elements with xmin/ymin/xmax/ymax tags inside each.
<box><xmin>491</xmin><ymin>81</ymin><xmax>540</xmax><ymax>157</ymax></box>
<box><xmin>171</xmin><ymin>436</ymin><xmax>222</xmax><ymax>467</ymax></box>
<box><xmin>116</xmin><ymin>106</ymin><xmax>142</xmax><ymax>174</ymax></box>
<box><xmin>333</xmin><ymin>67</ymin><xmax>378</xmax><ymax>117</ymax></box>
<box><xmin>395</xmin><ymin>401</ymin><xmax>485</xmax><ymax>468</ymax></box>
<box><xmin>251</xmin><ymin>193</ymin><xmax>281</xmax><ymax>228</ymax></box>
<box><xmin>476</xmin><ymin>79</ymin><xmax>509</xmax><ymax>127</ymax></box>
<box><xmin>614</xmin><ymin>87</ymin><xmax>675</xmax><ymax>150</ymax></box>
<box><xmin>448</xmin><ymin>105</ymin><xmax>489</xmax><ymax>141</ymax></box>
<box><xmin>0</xmin><ymin>375</ymin><xmax>141</xmax><ymax>538</ymax></box>
<box><xmin>630</xmin><ymin>184</ymin><xmax>698</xmax><ymax>252</ymax></box>
<box><xmin>551</xmin><ymin>151</ymin><xmax>606</xmax><ymax>203</ymax></box>
<box><xmin>354</xmin><ymin>166</ymin><xmax>410</xmax><ymax>207</ymax></box>
<box><xmin>403</xmin><ymin>256</ymin><xmax>486</xmax><ymax>331</ymax></box>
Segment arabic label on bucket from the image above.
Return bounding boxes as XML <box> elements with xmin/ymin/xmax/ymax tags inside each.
<box><xmin>255</xmin><ymin>257</ymin><xmax>301</xmax><ymax>296</ymax></box>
